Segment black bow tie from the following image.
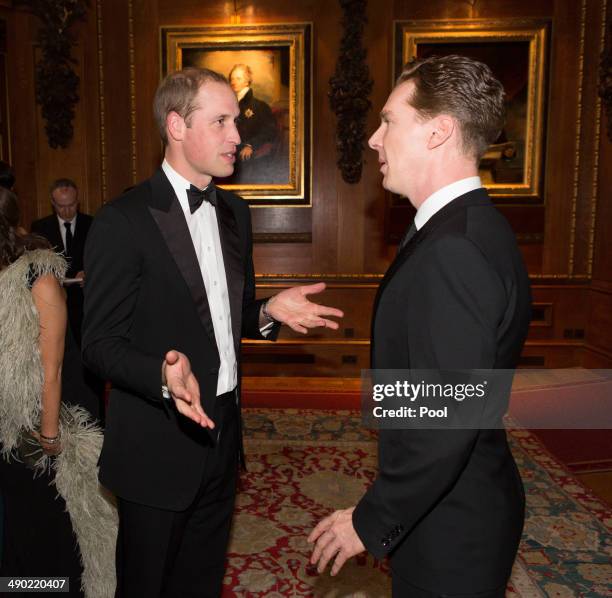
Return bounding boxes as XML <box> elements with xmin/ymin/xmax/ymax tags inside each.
<box><xmin>187</xmin><ymin>183</ymin><xmax>216</xmax><ymax>213</ymax></box>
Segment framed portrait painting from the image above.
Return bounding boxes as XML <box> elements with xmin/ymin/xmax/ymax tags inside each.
<box><xmin>161</xmin><ymin>23</ymin><xmax>312</xmax><ymax>205</ymax></box>
<box><xmin>394</xmin><ymin>18</ymin><xmax>550</xmax><ymax>202</ymax></box>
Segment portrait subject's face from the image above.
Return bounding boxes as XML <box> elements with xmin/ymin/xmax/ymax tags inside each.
<box><xmin>230</xmin><ymin>67</ymin><xmax>250</xmax><ymax>94</ymax></box>
<box><xmin>368</xmin><ymin>81</ymin><xmax>432</xmax><ymax>204</ymax></box>
<box><xmin>51</xmin><ymin>186</ymin><xmax>79</xmax><ymax>221</ymax></box>
<box><xmin>180</xmin><ymin>81</ymin><xmax>241</xmax><ymax>180</ymax></box>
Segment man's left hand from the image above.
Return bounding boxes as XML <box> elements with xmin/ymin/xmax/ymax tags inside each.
<box><xmin>308</xmin><ymin>507</ymin><xmax>365</xmax><ymax>576</ymax></box>
<box><xmin>265</xmin><ymin>282</ymin><xmax>343</xmax><ymax>334</ymax></box>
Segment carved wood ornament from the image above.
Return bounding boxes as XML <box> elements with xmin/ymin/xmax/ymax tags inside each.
<box><xmin>328</xmin><ymin>0</ymin><xmax>373</xmax><ymax>184</ymax></box>
<box><xmin>17</xmin><ymin>0</ymin><xmax>89</xmax><ymax>148</ymax></box>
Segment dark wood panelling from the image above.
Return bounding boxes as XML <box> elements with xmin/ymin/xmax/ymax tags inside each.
<box><xmin>7</xmin><ymin>8</ymin><xmax>38</xmax><ymax>227</ymax></box>
<box><xmin>81</xmin><ymin>6</ymin><xmax>102</xmax><ymax>215</ymax></box>
<box><xmin>98</xmin><ymin>0</ymin><xmax>133</xmax><ymax>201</ymax></box>
<box><xmin>592</xmin><ymin>139</ymin><xmax>612</xmax><ymax>285</ymax></box>
<box><xmin>133</xmin><ymin>0</ymin><xmax>162</xmax><ymax>183</ymax></box>
<box><xmin>4</xmin><ymin>0</ymin><xmax>610</xmax><ymax>376</ymax></box>
<box><xmin>541</xmin><ymin>0</ymin><xmax>583</xmax><ymax>274</ymax></box>
<box><xmin>528</xmin><ymin>284</ymin><xmax>589</xmax><ymax>340</ymax></box>
<box><xmin>588</xmin><ymin>286</ymin><xmax>612</xmax><ymax>358</ymax></box>
<box><xmin>571</xmin><ymin>0</ymin><xmax>608</xmax><ymax>277</ymax></box>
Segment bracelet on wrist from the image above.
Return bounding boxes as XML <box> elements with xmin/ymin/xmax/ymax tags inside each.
<box><xmin>40</xmin><ymin>433</ymin><xmax>60</xmax><ymax>444</ymax></box>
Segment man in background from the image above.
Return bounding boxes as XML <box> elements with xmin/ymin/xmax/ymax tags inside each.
<box><xmin>31</xmin><ymin>179</ymin><xmax>92</xmax><ymax>290</ymax></box>
<box><xmin>31</xmin><ymin>179</ymin><xmax>102</xmax><ymax>420</ymax></box>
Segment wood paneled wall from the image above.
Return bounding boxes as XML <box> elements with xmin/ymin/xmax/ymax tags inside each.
<box><xmin>2</xmin><ymin>0</ymin><xmax>610</xmax><ymax>374</ymax></box>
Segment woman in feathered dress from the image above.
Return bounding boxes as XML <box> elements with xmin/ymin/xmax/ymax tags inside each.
<box><xmin>0</xmin><ymin>188</ymin><xmax>116</xmax><ymax>598</ymax></box>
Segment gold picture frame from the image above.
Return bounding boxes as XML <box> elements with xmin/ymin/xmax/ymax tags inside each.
<box><xmin>394</xmin><ymin>18</ymin><xmax>550</xmax><ymax>201</ymax></box>
<box><xmin>161</xmin><ymin>23</ymin><xmax>312</xmax><ymax>205</ymax></box>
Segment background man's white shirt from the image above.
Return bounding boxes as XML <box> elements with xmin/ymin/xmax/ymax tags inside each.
<box><xmin>57</xmin><ymin>214</ymin><xmax>77</xmax><ymax>252</ymax></box>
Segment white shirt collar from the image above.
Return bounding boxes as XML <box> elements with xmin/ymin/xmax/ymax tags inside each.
<box><xmin>414</xmin><ymin>176</ymin><xmax>482</xmax><ymax>230</ymax></box>
<box><xmin>236</xmin><ymin>87</ymin><xmax>250</xmax><ymax>102</ymax></box>
<box><xmin>57</xmin><ymin>213</ymin><xmax>77</xmax><ymax>228</ymax></box>
<box><xmin>162</xmin><ymin>159</ymin><xmax>213</xmax><ymax>216</ymax></box>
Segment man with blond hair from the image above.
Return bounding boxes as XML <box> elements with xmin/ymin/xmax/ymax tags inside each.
<box><xmin>83</xmin><ymin>67</ymin><xmax>342</xmax><ymax>597</ymax></box>
<box><xmin>310</xmin><ymin>55</ymin><xmax>530</xmax><ymax>597</ymax></box>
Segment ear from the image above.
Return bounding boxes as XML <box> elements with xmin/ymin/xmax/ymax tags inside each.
<box><xmin>427</xmin><ymin>115</ymin><xmax>454</xmax><ymax>149</ymax></box>
<box><xmin>166</xmin><ymin>111</ymin><xmax>185</xmax><ymax>142</ymax></box>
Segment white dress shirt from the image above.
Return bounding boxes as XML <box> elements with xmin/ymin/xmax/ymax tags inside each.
<box><xmin>414</xmin><ymin>176</ymin><xmax>482</xmax><ymax>230</ymax></box>
<box><xmin>162</xmin><ymin>160</ymin><xmax>237</xmax><ymax>396</ymax></box>
<box><xmin>57</xmin><ymin>214</ymin><xmax>77</xmax><ymax>252</ymax></box>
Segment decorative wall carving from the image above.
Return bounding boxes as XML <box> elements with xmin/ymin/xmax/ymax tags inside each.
<box><xmin>17</xmin><ymin>0</ymin><xmax>89</xmax><ymax>148</ymax></box>
<box><xmin>328</xmin><ymin>0</ymin><xmax>373</xmax><ymax>184</ymax></box>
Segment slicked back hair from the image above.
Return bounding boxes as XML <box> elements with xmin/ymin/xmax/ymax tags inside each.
<box><xmin>153</xmin><ymin>67</ymin><xmax>229</xmax><ymax>144</ymax></box>
<box><xmin>397</xmin><ymin>55</ymin><xmax>506</xmax><ymax>160</ymax></box>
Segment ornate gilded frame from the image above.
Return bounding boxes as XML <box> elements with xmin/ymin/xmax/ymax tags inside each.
<box><xmin>161</xmin><ymin>23</ymin><xmax>312</xmax><ymax>205</ymax></box>
<box><xmin>394</xmin><ymin>18</ymin><xmax>550</xmax><ymax>201</ymax></box>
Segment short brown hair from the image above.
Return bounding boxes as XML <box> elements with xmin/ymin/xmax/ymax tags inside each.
<box><xmin>397</xmin><ymin>55</ymin><xmax>505</xmax><ymax>160</ymax></box>
<box><xmin>153</xmin><ymin>67</ymin><xmax>229</xmax><ymax>144</ymax></box>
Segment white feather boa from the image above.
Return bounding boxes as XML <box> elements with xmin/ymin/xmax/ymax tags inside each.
<box><xmin>0</xmin><ymin>250</ymin><xmax>117</xmax><ymax>597</ymax></box>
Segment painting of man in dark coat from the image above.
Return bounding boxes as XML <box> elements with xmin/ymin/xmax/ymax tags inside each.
<box><xmin>227</xmin><ymin>63</ymin><xmax>280</xmax><ymax>184</ymax></box>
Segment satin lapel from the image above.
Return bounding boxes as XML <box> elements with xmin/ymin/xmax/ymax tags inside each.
<box><xmin>147</xmin><ymin>171</ymin><xmax>216</xmax><ymax>345</ymax></box>
<box><xmin>214</xmin><ymin>188</ymin><xmax>244</xmax><ymax>350</ymax></box>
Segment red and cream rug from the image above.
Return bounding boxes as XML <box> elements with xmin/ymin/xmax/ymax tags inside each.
<box><xmin>222</xmin><ymin>409</ymin><xmax>612</xmax><ymax>597</ymax></box>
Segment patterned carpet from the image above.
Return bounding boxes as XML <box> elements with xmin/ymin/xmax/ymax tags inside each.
<box><xmin>222</xmin><ymin>409</ymin><xmax>612</xmax><ymax>597</ymax></box>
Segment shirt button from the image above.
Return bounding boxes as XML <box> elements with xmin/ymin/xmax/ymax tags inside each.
<box><xmin>207</xmin><ymin>246</ymin><xmax>212</xmax><ymax>252</ymax></box>
<box><xmin>214</xmin><ymin>281</ymin><xmax>218</xmax><ymax>286</ymax></box>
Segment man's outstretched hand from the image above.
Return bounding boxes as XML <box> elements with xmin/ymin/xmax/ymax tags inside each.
<box><xmin>265</xmin><ymin>283</ymin><xmax>343</xmax><ymax>334</ymax></box>
<box><xmin>308</xmin><ymin>507</ymin><xmax>365</xmax><ymax>576</ymax></box>
<box><xmin>163</xmin><ymin>350</ymin><xmax>215</xmax><ymax>429</ymax></box>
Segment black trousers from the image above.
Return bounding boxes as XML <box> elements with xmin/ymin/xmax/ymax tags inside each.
<box><xmin>392</xmin><ymin>575</ymin><xmax>506</xmax><ymax>598</ymax></box>
<box><xmin>114</xmin><ymin>394</ymin><xmax>239</xmax><ymax>598</ymax></box>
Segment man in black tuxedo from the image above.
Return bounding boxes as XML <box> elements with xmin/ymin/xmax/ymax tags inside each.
<box><xmin>310</xmin><ymin>55</ymin><xmax>531</xmax><ymax>597</ymax></box>
<box><xmin>82</xmin><ymin>67</ymin><xmax>342</xmax><ymax>597</ymax></box>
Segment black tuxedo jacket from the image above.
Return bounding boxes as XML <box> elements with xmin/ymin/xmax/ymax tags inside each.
<box><xmin>31</xmin><ymin>211</ymin><xmax>92</xmax><ymax>277</ymax></box>
<box><xmin>82</xmin><ymin>169</ymin><xmax>276</xmax><ymax>511</ymax></box>
<box><xmin>353</xmin><ymin>189</ymin><xmax>531</xmax><ymax>594</ymax></box>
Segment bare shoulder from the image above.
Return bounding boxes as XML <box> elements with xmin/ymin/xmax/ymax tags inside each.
<box><xmin>31</xmin><ymin>274</ymin><xmax>65</xmax><ymax>307</ymax></box>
